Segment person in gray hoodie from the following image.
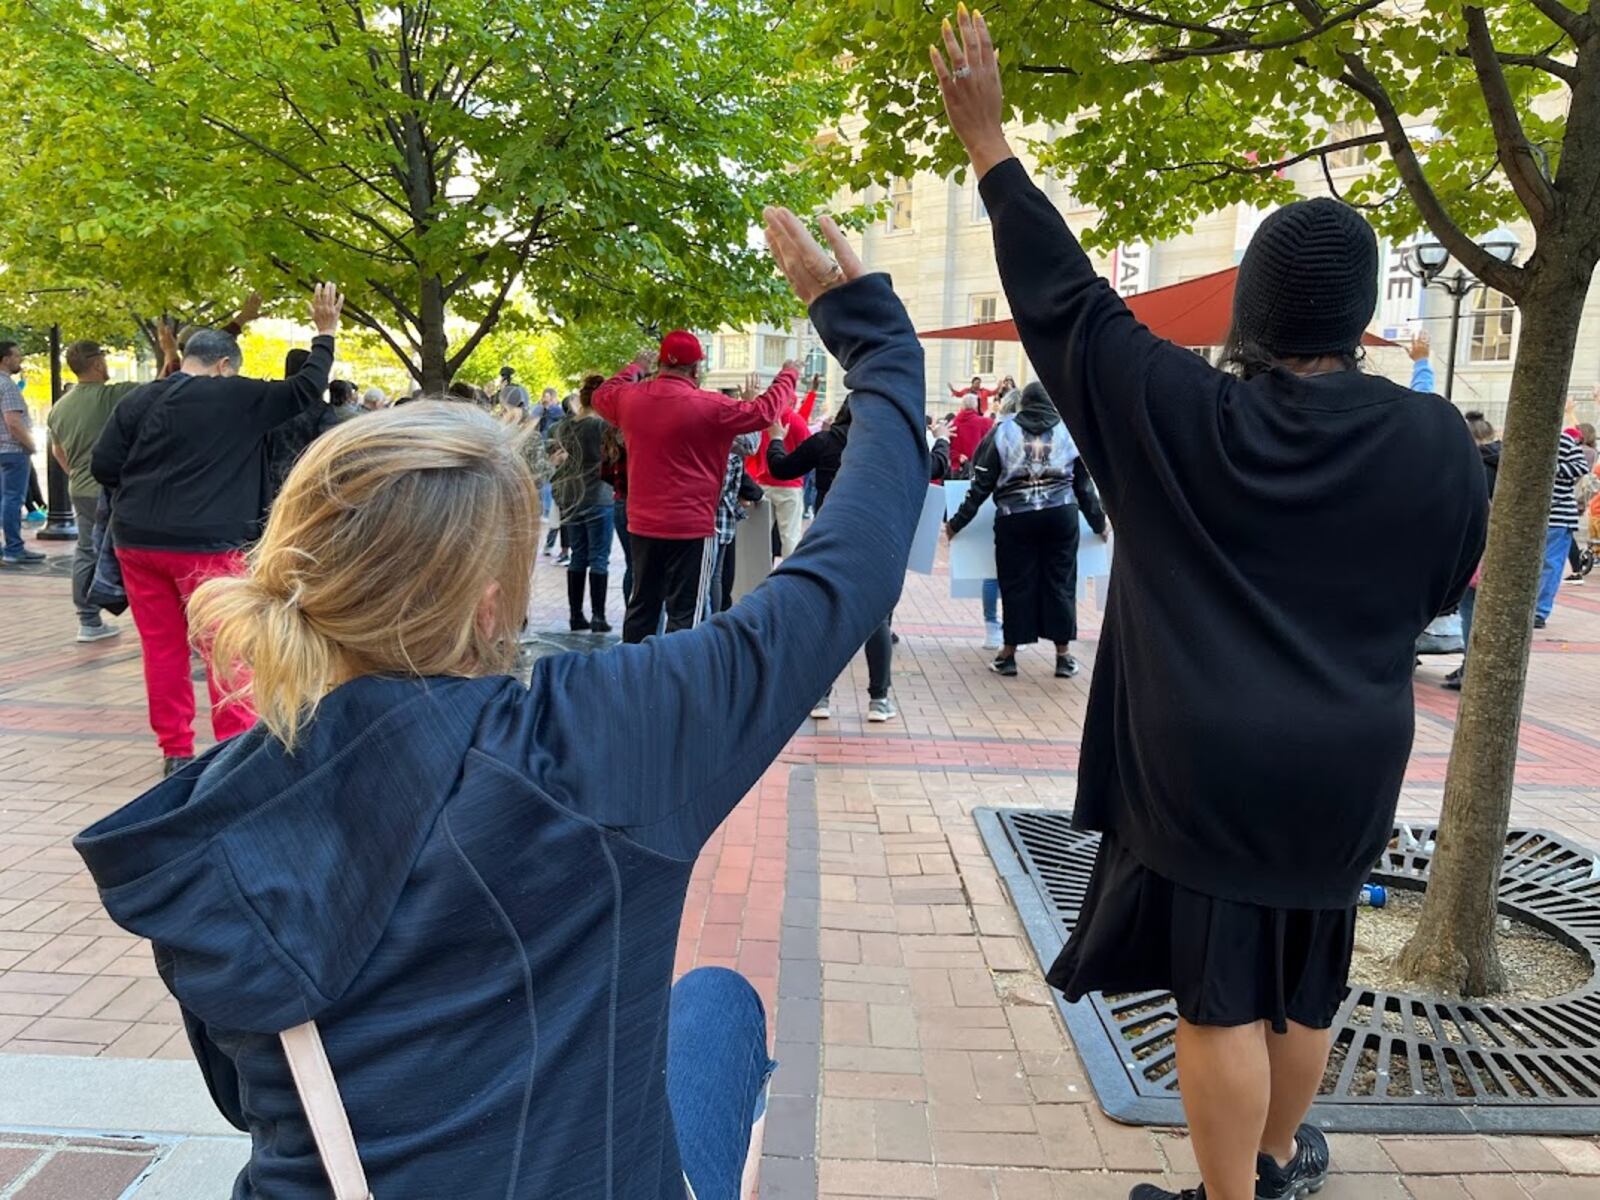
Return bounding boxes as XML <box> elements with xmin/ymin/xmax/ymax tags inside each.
<box><xmin>947</xmin><ymin>380</ymin><xmax>1105</xmax><ymax>679</ymax></box>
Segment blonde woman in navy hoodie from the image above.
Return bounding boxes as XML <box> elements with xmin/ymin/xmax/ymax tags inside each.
<box><xmin>75</xmin><ymin>211</ymin><xmax>929</xmax><ymax>1200</ymax></box>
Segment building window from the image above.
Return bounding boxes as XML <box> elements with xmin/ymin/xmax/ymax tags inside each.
<box><xmin>1468</xmin><ymin>288</ymin><xmax>1516</xmax><ymax>364</ymax></box>
<box><xmin>803</xmin><ymin>346</ymin><xmax>828</xmax><ymax>380</ymax></box>
<box><xmin>887</xmin><ymin>177</ymin><xmax>913</xmax><ymax>232</ymax></box>
<box><xmin>720</xmin><ymin>336</ymin><xmax>750</xmax><ymax>372</ymax></box>
<box><xmin>761</xmin><ymin>334</ymin><xmax>789</xmax><ymax>369</ymax></box>
<box><xmin>972</xmin><ymin>184</ymin><xmax>988</xmax><ymax>223</ymax></box>
<box><xmin>970</xmin><ymin>294</ymin><xmax>997</xmax><ymax>376</ymax></box>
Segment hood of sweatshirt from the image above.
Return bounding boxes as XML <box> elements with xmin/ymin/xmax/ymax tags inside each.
<box><xmin>1015</xmin><ymin>383</ymin><xmax>1062</xmax><ymax>435</ymax></box>
<box><xmin>1479</xmin><ymin>440</ymin><xmax>1502</xmax><ymax>469</ymax></box>
<box><xmin>73</xmin><ymin>674</ymin><xmax>506</xmax><ymax>1033</ymax></box>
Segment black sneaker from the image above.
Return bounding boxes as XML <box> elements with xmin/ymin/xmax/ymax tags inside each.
<box><xmin>1055</xmin><ymin>653</ymin><xmax>1080</xmax><ymax>678</ymax></box>
<box><xmin>1534</xmin><ymin>615</ymin><xmax>1547</xmax><ymax>629</ymax></box>
<box><xmin>1129</xmin><ymin>1185</ymin><xmax>1203</xmax><ymax>1200</ymax></box>
<box><xmin>990</xmin><ymin>654</ymin><xmax>1017</xmax><ymax>677</ymax></box>
<box><xmin>162</xmin><ymin>756</ymin><xmax>195</xmax><ymax>779</ymax></box>
<box><xmin>589</xmin><ymin>618</ymin><xmax>612</xmax><ymax>634</ymax></box>
<box><xmin>1442</xmin><ymin>667</ymin><xmax>1462</xmax><ymax>691</ymax></box>
<box><xmin>569</xmin><ymin>615</ymin><xmax>591</xmax><ymax>632</ymax></box>
<box><xmin>1256</xmin><ymin>1123</ymin><xmax>1329</xmax><ymax>1199</ymax></box>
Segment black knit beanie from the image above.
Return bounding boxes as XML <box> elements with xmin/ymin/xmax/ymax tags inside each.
<box><xmin>1232</xmin><ymin>198</ymin><xmax>1379</xmax><ymax>357</ymax></box>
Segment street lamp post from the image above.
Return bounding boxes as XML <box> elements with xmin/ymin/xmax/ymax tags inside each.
<box><xmin>1401</xmin><ymin>229</ymin><xmax>1521</xmax><ymax>403</ymax></box>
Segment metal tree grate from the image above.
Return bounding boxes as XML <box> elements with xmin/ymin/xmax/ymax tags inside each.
<box><xmin>977</xmin><ymin>807</ymin><xmax>1600</xmax><ymax>1134</ymax></box>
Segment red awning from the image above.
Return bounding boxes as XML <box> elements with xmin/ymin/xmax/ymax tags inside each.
<box><xmin>921</xmin><ymin>266</ymin><xmax>1392</xmax><ymax>347</ymax></box>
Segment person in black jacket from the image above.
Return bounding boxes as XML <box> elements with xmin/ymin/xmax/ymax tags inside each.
<box><xmin>935</xmin><ymin>18</ymin><xmax>1485</xmax><ymax>1200</ymax></box>
<box><xmin>92</xmin><ymin>285</ymin><xmax>344</xmax><ymax>777</ymax></box>
<box><xmin>769</xmin><ymin>404</ymin><xmax>952</xmax><ymax>721</ymax></box>
<box><xmin>947</xmin><ymin>382</ymin><xmax>1105</xmax><ymax>679</ymax></box>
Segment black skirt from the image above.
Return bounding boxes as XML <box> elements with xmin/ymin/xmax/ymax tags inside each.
<box><xmin>1046</xmin><ymin>831</ymin><xmax>1357</xmax><ymax>1033</ymax></box>
<box><xmin>993</xmin><ymin>503</ymin><xmax>1080</xmax><ymax>648</ymax></box>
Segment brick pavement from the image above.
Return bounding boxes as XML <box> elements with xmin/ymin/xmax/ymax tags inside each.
<box><xmin>2</xmin><ymin>545</ymin><xmax>1600</xmax><ymax>1197</ymax></box>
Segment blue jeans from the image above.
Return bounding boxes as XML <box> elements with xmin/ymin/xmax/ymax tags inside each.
<box><xmin>615</xmin><ymin>500</ymin><xmax>633</xmax><ymax>602</ymax></box>
<box><xmin>1537</xmin><ymin>525</ymin><xmax>1573</xmax><ymax>620</ymax></box>
<box><xmin>667</xmin><ymin>967</ymin><xmax>775</xmax><ymax>1200</ymax></box>
<box><xmin>0</xmin><ymin>452</ymin><xmax>29</xmax><ymax>556</ymax></box>
<box><xmin>981</xmin><ymin>578</ymin><xmax>1000</xmax><ymax>625</ymax></box>
<box><xmin>566</xmin><ymin>505</ymin><xmax>614</xmax><ymax>575</ymax></box>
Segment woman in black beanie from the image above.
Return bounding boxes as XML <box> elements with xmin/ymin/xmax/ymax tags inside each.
<box><xmin>934</xmin><ymin>15</ymin><xmax>1486</xmax><ymax>1200</ymax></box>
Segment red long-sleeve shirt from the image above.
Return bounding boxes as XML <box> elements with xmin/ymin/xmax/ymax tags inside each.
<box><xmin>746</xmin><ymin>408</ymin><xmax>811</xmax><ymax>489</ymax></box>
<box><xmin>592</xmin><ymin>365</ymin><xmax>798</xmax><ymax>539</ymax></box>
<box><xmin>948</xmin><ymin>409</ymin><xmax>993</xmax><ymax>473</ymax></box>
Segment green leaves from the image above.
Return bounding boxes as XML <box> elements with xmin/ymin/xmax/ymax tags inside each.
<box><xmin>811</xmin><ymin>0</ymin><xmax>1568</xmax><ymax>252</ymax></box>
<box><xmin>1</xmin><ymin>0</ymin><xmax>840</xmax><ymax>383</ymax></box>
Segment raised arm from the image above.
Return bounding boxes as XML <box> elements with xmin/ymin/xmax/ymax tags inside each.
<box><xmin>932</xmin><ymin>11</ymin><xmax>1213</xmax><ymax>508</ymax></box>
<box><xmin>767</xmin><ymin>427</ymin><xmax>833</xmax><ymax>482</ymax></box>
<box><xmin>592</xmin><ymin>351</ymin><xmax>654</xmax><ymax>425</ymax></box>
<box><xmin>717</xmin><ymin>365</ymin><xmax>800</xmax><ymax>435</ymax></box>
<box><xmin>248</xmin><ymin>284</ymin><xmax>343</xmax><ymax>432</ymax></box>
<box><xmin>509</xmin><ymin>218</ymin><xmax>928</xmax><ymax>858</ymax></box>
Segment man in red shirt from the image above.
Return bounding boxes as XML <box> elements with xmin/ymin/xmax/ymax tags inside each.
<box><xmin>746</xmin><ymin>373</ymin><xmax>820</xmax><ymax>556</ymax></box>
<box><xmin>594</xmin><ymin>331</ymin><xmax>798</xmax><ymax>643</ymax></box>
<box><xmin>947</xmin><ymin>392</ymin><xmax>993</xmax><ymax>477</ymax></box>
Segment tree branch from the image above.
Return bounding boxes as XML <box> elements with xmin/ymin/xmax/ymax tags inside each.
<box><xmin>1150</xmin><ymin>132</ymin><xmax>1387</xmax><ymax>184</ymax></box>
<box><xmin>1337</xmin><ymin>56</ymin><xmax>1524</xmax><ymax>297</ymax></box>
<box><xmin>1464</xmin><ymin>7</ymin><xmax>1557</xmax><ymax>227</ymax></box>
<box><xmin>445</xmin><ymin>234</ymin><xmax>541</xmax><ymax>374</ymax></box>
<box><xmin>1086</xmin><ymin>0</ymin><xmax>1386</xmax><ymax>63</ymax></box>
<box><xmin>1524</xmin><ymin>0</ymin><xmax>1590</xmax><ymax>41</ymax></box>
<box><xmin>1475</xmin><ymin>47</ymin><xmax>1579</xmax><ymax>85</ymax></box>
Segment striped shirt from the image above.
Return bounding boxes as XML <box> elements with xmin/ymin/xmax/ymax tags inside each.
<box><xmin>0</xmin><ymin>374</ymin><xmax>28</xmax><ymax>454</ymax></box>
<box><xmin>1550</xmin><ymin>431</ymin><xmax>1588</xmax><ymax>529</ymax></box>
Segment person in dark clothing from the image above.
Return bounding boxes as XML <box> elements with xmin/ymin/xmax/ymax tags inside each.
<box><xmin>933</xmin><ymin>18</ymin><xmax>1485</xmax><ymax>1200</ymax></box>
<box><xmin>769</xmin><ymin>404</ymin><xmax>953</xmax><ymax>722</ymax></box>
<box><xmin>550</xmin><ymin>375</ymin><xmax>616</xmax><ymax>632</ymax></box>
<box><xmin>265</xmin><ymin>348</ymin><xmax>344</xmax><ymax>501</ymax></box>
<box><xmin>947</xmin><ymin>381</ymin><xmax>1105</xmax><ymax>679</ymax></box>
<box><xmin>74</xmin><ymin>213</ymin><xmax>928</xmax><ymax>1200</ymax></box>
<box><xmin>92</xmin><ymin>285</ymin><xmax>345</xmax><ymax>777</ymax></box>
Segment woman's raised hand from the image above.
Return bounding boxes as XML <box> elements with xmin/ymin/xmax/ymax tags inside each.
<box><xmin>764</xmin><ymin>208</ymin><xmax>864</xmax><ymax>307</ymax></box>
<box><xmin>930</xmin><ymin>6</ymin><xmax>1013</xmax><ymax>181</ymax></box>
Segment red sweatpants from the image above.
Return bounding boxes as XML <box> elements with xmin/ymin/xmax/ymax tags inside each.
<box><xmin>117</xmin><ymin>546</ymin><xmax>256</xmax><ymax>758</ymax></box>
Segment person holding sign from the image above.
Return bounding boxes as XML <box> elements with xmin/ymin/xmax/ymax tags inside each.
<box><xmin>932</xmin><ymin>12</ymin><xmax>1485</xmax><ymax>1200</ymax></box>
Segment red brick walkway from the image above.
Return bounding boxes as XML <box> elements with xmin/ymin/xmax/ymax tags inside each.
<box><xmin>3</xmin><ymin>545</ymin><xmax>1600</xmax><ymax>1198</ymax></box>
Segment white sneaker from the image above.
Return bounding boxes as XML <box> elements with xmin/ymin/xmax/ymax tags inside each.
<box><xmin>983</xmin><ymin>621</ymin><xmax>1003</xmax><ymax>650</ymax></box>
<box><xmin>867</xmin><ymin>697</ymin><xmax>897</xmax><ymax>723</ymax></box>
<box><xmin>76</xmin><ymin>622</ymin><xmax>122</xmax><ymax>644</ymax></box>
<box><xmin>809</xmin><ymin>696</ymin><xmax>832</xmax><ymax>720</ymax></box>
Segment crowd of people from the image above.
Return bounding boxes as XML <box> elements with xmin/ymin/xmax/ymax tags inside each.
<box><xmin>2</xmin><ymin>10</ymin><xmax>1583</xmax><ymax>1200</ymax></box>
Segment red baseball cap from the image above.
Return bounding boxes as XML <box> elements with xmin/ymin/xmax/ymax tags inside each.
<box><xmin>659</xmin><ymin>330</ymin><xmax>704</xmax><ymax>367</ymax></box>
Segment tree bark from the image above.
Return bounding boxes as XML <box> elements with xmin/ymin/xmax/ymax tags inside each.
<box><xmin>418</xmin><ymin>273</ymin><xmax>449</xmax><ymax>394</ymax></box>
<box><xmin>1395</xmin><ymin>263</ymin><xmax>1593</xmax><ymax>995</ymax></box>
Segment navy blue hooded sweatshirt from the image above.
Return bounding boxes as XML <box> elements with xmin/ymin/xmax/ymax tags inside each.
<box><xmin>74</xmin><ymin>274</ymin><xmax>926</xmax><ymax>1199</ymax></box>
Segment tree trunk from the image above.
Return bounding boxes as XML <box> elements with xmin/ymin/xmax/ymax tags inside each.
<box><xmin>1395</xmin><ymin>263</ymin><xmax>1593</xmax><ymax>996</ymax></box>
<box><xmin>419</xmin><ymin>273</ymin><xmax>449</xmax><ymax>395</ymax></box>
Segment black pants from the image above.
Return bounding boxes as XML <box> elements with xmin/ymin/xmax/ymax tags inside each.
<box><xmin>623</xmin><ymin>533</ymin><xmax>714</xmax><ymax>644</ymax></box>
<box><xmin>994</xmin><ymin>503</ymin><xmax>1080</xmax><ymax>648</ymax></box>
<box><xmin>821</xmin><ymin>611</ymin><xmax>894</xmax><ymax>702</ymax></box>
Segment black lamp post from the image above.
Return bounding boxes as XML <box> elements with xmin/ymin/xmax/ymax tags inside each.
<box><xmin>1401</xmin><ymin>229</ymin><xmax>1521</xmax><ymax>402</ymax></box>
<box><xmin>38</xmin><ymin>323</ymin><xmax>77</xmax><ymax>541</ymax></box>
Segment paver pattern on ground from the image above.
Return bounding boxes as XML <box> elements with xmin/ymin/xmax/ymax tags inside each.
<box><xmin>2</xmin><ymin>538</ymin><xmax>1599</xmax><ymax>1197</ymax></box>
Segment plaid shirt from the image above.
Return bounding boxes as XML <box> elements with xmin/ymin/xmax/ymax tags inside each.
<box><xmin>716</xmin><ymin>432</ymin><xmax>762</xmax><ymax>545</ymax></box>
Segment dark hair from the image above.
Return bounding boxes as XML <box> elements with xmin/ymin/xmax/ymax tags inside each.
<box><xmin>1463</xmin><ymin>410</ymin><xmax>1496</xmax><ymax>443</ymax></box>
<box><xmin>446</xmin><ymin>381</ymin><xmax>477</xmax><ymax>403</ymax></box>
<box><xmin>329</xmin><ymin>379</ymin><xmax>356</xmax><ymax>405</ymax></box>
<box><xmin>577</xmin><ymin>374</ymin><xmax>604</xmax><ymax>411</ymax></box>
<box><xmin>1220</xmin><ymin>326</ymin><xmax>1360</xmax><ymax>380</ymax></box>
<box><xmin>500</xmin><ymin>366</ymin><xmax>514</xmax><ymax>379</ymax></box>
<box><xmin>284</xmin><ymin>348</ymin><xmax>311</xmax><ymax>377</ymax></box>
<box><xmin>186</xmin><ymin>329</ymin><xmax>244</xmax><ymax>371</ymax></box>
<box><xmin>0</xmin><ymin>341</ymin><xmax>18</xmax><ymax>360</ymax></box>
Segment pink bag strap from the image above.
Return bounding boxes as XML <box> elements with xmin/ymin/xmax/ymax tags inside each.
<box><xmin>280</xmin><ymin>1021</ymin><xmax>374</xmax><ymax>1200</ymax></box>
